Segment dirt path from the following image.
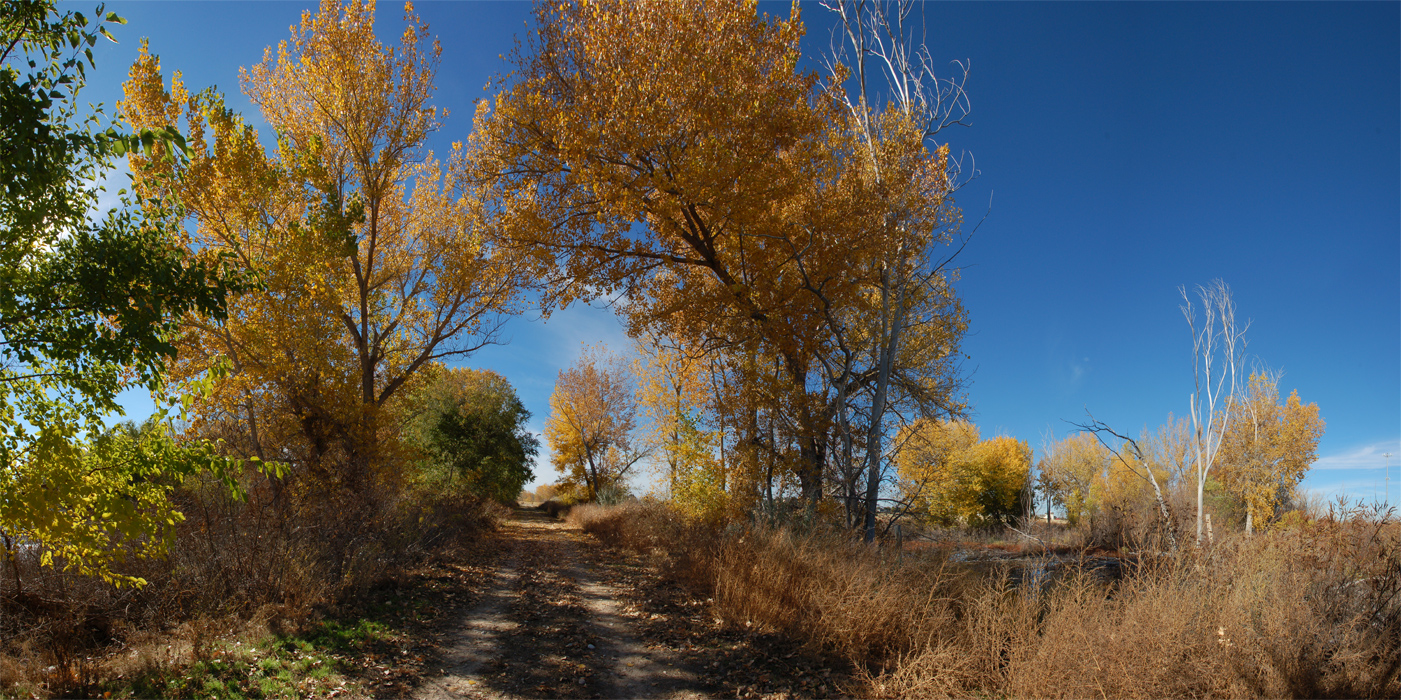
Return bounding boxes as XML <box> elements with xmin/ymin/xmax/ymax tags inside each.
<box><xmin>413</xmin><ymin>509</ymin><xmax>708</xmax><ymax>700</ymax></box>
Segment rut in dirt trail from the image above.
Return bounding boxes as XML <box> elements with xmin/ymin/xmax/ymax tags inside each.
<box><xmin>414</xmin><ymin>508</ymin><xmax>707</xmax><ymax>700</ymax></box>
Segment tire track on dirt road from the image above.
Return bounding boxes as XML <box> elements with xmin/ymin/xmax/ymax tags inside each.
<box><xmin>569</xmin><ymin>545</ymin><xmax>705</xmax><ymax>700</ymax></box>
<box><xmin>413</xmin><ymin>508</ymin><xmax>708</xmax><ymax>700</ymax></box>
<box><xmin>414</xmin><ymin>550</ymin><xmax>519</xmax><ymax>700</ymax></box>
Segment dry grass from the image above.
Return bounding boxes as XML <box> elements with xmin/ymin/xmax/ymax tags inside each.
<box><xmin>0</xmin><ymin>471</ymin><xmax>504</xmax><ymax>697</ymax></box>
<box><xmin>572</xmin><ymin>501</ymin><xmax>1401</xmax><ymax>699</ymax></box>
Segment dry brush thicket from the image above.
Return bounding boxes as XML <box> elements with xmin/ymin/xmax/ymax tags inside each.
<box><xmin>3</xmin><ymin>0</ymin><xmax>525</xmax><ymax>691</ymax></box>
<box><xmin>0</xmin><ymin>469</ymin><xmax>503</xmax><ymax>693</ymax></box>
<box><xmin>571</xmin><ymin>500</ymin><xmax>1401</xmax><ymax>699</ymax></box>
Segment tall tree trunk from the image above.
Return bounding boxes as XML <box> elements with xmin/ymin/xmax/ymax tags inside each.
<box><xmin>1196</xmin><ymin>474</ymin><xmax>1206</xmax><ymax>544</ymax></box>
<box><xmin>2</xmin><ymin>534</ymin><xmax>21</xmax><ymax>599</ymax></box>
<box><xmin>862</xmin><ymin>368</ymin><xmax>891</xmax><ymax>542</ymax></box>
<box><xmin>799</xmin><ymin>438</ymin><xmax>826</xmax><ymax>507</ymax></box>
<box><xmin>864</xmin><ymin>261</ymin><xmax>907</xmax><ymax>544</ymax></box>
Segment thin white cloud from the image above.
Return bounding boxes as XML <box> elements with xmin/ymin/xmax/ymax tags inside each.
<box><xmin>1070</xmin><ymin>363</ymin><xmax>1085</xmax><ymax>383</ymax></box>
<box><xmin>1298</xmin><ymin>480</ymin><xmax>1398</xmax><ymax>508</ymax></box>
<box><xmin>1311</xmin><ymin>439</ymin><xmax>1401</xmax><ymax>471</ymax></box>
<box><xmin>539</xmin><ymin>301</ymin><xmax>635</xmax><ymax>367</ymax></box>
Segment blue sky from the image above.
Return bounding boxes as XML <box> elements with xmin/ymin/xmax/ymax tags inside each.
<box><xmin>79</xmin><ymin>1</ymin><xmax>1399</xmax><ymax>505</ymax></box>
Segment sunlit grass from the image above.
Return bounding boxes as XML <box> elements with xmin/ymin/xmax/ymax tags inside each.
<box><xmin>97</xmin><ymin>618</ymin><xmax>393</xmax><ymax>699</ymax></box>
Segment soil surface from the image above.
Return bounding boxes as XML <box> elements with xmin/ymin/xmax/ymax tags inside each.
<box><xmin>404</xmin><ymin>508</ymin><xmax>856</xmax><ymax>700</ymax></box>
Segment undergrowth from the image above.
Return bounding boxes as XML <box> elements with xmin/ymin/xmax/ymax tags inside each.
<box><xmin>570</xmin><ymin>501</ymin><xmax>1401</xmax><ymax>699</ymax></box>
<box><xmin>94</xmin><ymin>618</ymin><xmax>390</xmax><ymax>699</ymax></box>
<box><xmin>0</xmin><ymin>482</ymin><xmax>504</xmax><ymax>698</ymax></box>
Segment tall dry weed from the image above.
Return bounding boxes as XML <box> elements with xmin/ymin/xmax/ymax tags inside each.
<box><xmin>0</xmin><ymin>469</ymin><xmax>502</xmax><ymax>696</ymax></box>
<box><xmin>578</xmin><ymin>500</ymin><xmax>1401</xmax><ymax>699</ymax></box>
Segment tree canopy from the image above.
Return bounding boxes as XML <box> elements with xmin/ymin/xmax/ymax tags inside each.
<box><xmin>898</xmin><ymin>420</ymin><xmax>1030</xmax><ymax>528</ymax></box>
<box><xmin>400</xmin><ymin>366</ymin><xmax>537</xmax><ymax>504</ymax></box>
<box><xmin>1</xmin><ymin>0</ymin><xmax>248</xmax><ymax>586</ymax></box>
<box><xmin>475</xmin><ymin>0</ymin><xmax>969</xmax><ymax>519</ymax></box>
<box><xmin>1217</xmin><ymin>372</ymin><xmax>1324</xmax><ymax>533</ymax></box>
<box><xmin>120</xmin><ymin>0</ymin><xmax>534</xmax><ymax>497</ymax></box>
<box><xmin>544</xmin><ymin>347</ymin><xmax>644</xmax><ymax>503</ymax></box>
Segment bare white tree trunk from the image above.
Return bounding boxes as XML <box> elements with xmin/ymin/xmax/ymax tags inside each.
<box><xmin>824</xmin><ymin>0</ymin><xmax>972</xmax><ymax>544</ymax></box>
<box><xmin>1182</xmin><ymin>279</ymin><xmax>1247</xmax><ymax>545</ymax></box>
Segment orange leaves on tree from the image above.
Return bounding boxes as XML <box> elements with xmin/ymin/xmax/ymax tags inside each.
<box><xmin>1217</xmin><ymin>372</ymin><xmax>1325</xmax><ymax>532</ymax></box>
<box><xmin>544</xmin><ymin>346</ymin><xmax>645</xmax><ymax>503</ymax></box>
<box><xmin>120</xmin><ymin>0</ymin><xmax>534</xmax><ymax>488</ymax></box>
<box><xmin>475</xmin><ymin>0</ymin><xmax>970</xmax><ymax>513</ymax></box>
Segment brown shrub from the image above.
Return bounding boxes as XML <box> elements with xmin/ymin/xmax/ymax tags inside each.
<box><xmin>0</xmin><ymin>468</ymin><xmax>502</xmax><ymax>696</ymax></box>
<box><xmin>578</xmin><ymin>500</ymin><xmax>1401</xmax><ymax>699</ymax></box>
<box><xmin>539</xmin><ymin>499</ymin><xmax>575</xmax><ymax>519</ymax></box>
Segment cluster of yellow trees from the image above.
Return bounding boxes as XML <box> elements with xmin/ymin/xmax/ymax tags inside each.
<box><xmin>76</xmin><ymin>0</ymin><xmax>973</xmax><ymax>570</ymax></box>
<box><xmin>885</xmin><ymin>369</ymin><xmax>1322</xmax><ymax>535</ymax></box>
<box><xmin>7</xmin><ymin>0</ymin><xmax>1326</xmax><ymax>588</ymax></box>
<box><xmin>1035</xmin><ymin>372</ymin><xmax>1324</xmax><ymax>537</ymax></box>
<box><xmin>60</xmin><ymin>0</ymin><xmax>549</xmax><ymax>586</ymax></box>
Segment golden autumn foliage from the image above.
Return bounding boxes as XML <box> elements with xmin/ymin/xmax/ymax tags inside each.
<box><xmin>897</xmin><ymin>420</ymin><xmax>1030</xmax><ymax>527</ymax></box>
<box><xmin>1037</xmin><ymin>432</ymin><xmax>1107</xmax><ymax>525</ymax></box>
<box><xmin>471</xmin><ymin>0</ymin><xmax>822</xmax><ymax>312</ymax></box>
<box><xmin>665</xmin><ymin>417</ymin><xmax>731</xmax><ymax>522</ymax></box>
<box><xmin>120</xmin><ymin>0</ymin><xmax>532</xmax><ymax>491</ymax></box>
<box><xmin>1090</xmin><ymin>448</ymin><xmax>1160</xmax><ymax>518</ymax></box>
<box><xmin>544</xmin><ymin>347</ymin><xmax>644</xmax><ymax>502</ymax></box>
<box><xmin>471</xmin><ymin>0</ymin><xmax>842</xmax><ymax>502</ymax></box>
<box><xmin>634</xmin><ymin>336</ymin><xmax>712</xmax><ymax>483</ymax></box>
<box><xmin>475</xmin><ymin>0</ymin><xmax>968</xmax><ymax>513</ymax></box>
<box><xmin>896</xmin><ymin>419</ymin><xmax>980</xmax><ymax>493</ymax></box>
<box><xmin>1218</xmin><ymin>373</ymin><xmax>1324</xmax><ymax>532</ymax></box>
<box><xmin>634</xmin><ymin>335</ymin><xmax>751</xmax><ymax>521</ymax></box>
<box><xmin>1039</xmin><ymin>426</ymin><xmax>1187</xmax><ymax>529</ymax></box>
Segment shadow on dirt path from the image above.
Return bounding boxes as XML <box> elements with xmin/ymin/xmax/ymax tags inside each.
<box><xmin>413</xmin><ymin>508</ymin><xmax>709</xmax><ymax>700</ymax></box>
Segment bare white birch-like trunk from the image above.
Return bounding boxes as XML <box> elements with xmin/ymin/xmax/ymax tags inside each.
<box><xmin>1181</xmin><ymin>280</ymin><xmax>1247</xmax><ymax>545</ymax></box>
<box><xmin>823</xmin><ymin>0</ymin><xmax>972</xmax><ymax>543</ymax></box>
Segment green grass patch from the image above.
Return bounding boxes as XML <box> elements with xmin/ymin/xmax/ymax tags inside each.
<box><xmin>96</xmin><ymin>616</ymin><xmax>397</xmax><ymax>699</ymax></box>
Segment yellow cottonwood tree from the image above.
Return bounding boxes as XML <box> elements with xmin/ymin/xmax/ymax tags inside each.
<box><xmin>1090</xmin><ymin>449</ymin><xmax>1157</xmax><ymax>518</ymax></box>
<box><xmin>635</xmin><ymin>335</ymin><xmax>713</xmax><ymax>485</ymax></box>
<box><xmin>121</xmin><ymin>0</ymin><xmax>531</xmax><ymax>489</ymax></box>
<box><xmin>667</xmin><ymin>415</ymin><xmax>731</xmax><ymax>522</ymax></box>
<box><xmin>473</xmin><ymin>0</ymin><xmax>969</xmax><ymax>516</ymax></box>
<box><xmin>1037</xmin><ymin>432</ymin><xmax>1109</xmax><ymax>525</ymax></box>
<box><xmin>472</xmin><ymin>0</ymin><xmax>859</xmax><ymax>506</ymax></box>
<box><xmin>634</xmin><ymin>333</ymin><xmax>757</xmax><ymax>520</ymax></box>
<box><xmin>820</xmin><ymin>0</ymin><xmax>972</xmax><ymax>542</ymax></box>
<box><xmin>955</xmin><ymin>436</ymin><xmax>1032</xmax><ymax>527</ymax></box>
<box><xmin>896</xmin><ymin>418</ymin><xmax>976</xmax><ymax>525</ymax></box>
<box><xmin>1218</xmin><ymin>372</ymin><xmax>1324</xmax><ymax>533</ymax></box>
<box><xmin>544</xmin><ymin>347</ymin><xmax>645</xmax><ymax>502</ymax></box>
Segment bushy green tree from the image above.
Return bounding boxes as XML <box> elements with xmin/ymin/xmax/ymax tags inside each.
<box><xmin>401</xmin><ymin>367</ymin><xmax>537</xmax><ymax>503</ymax></box>
<box><xmin>1</xmin><ymin>0</ymin><xmax>247</xmax><ymax>588</ymax></box>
